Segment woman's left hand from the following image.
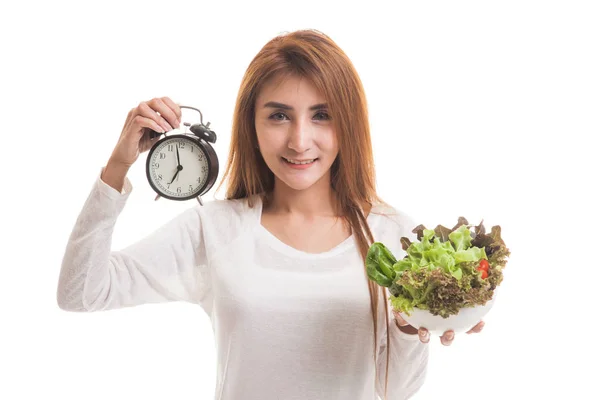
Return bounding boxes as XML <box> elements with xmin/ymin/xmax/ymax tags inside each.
<box><xmin>392</xmin><ymin>310</ymin><xmax>485</xmax><ymax>345</ymax></box>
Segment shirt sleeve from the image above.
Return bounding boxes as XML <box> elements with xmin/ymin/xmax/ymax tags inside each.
<box><xmin>56</xmin><ymin>167</ymin><xmax>212</xmax><ymax>313</ymax></box>
<box><xmin>375</xmin><ymin>307</ymin><xmax>429</xmax><ymax>400</ymax></box>
<box><xmin>373</xmin><ymin>204</ymin><xmax>430</xmax><ymax>399</ymax></box>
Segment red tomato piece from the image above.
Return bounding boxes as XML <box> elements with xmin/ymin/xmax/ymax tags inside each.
<box><xmin>478</xmin><ymin>268</ymin><xmax>488</xmax><ymax>279</ymax></box>
<box><xmin>479</xmin><ymin>259</ymin><xmax>490</xmax><ymax>271</ymax></box>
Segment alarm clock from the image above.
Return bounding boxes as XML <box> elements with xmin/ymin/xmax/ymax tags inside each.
<box><xmin>145</xmin><ymin>106</ymin><xmax>218</xmax><ymax>205</ymax></box>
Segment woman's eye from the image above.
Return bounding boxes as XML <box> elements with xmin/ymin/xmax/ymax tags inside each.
<box><xmin>269</xmin><ymin>112</ymin><xmax>288</xmax><ymax>121</ymax></box>
<box><xmin>314</xmin><ymin>111</ymin><xmax>330</xmax><ymax>121</ymax></box>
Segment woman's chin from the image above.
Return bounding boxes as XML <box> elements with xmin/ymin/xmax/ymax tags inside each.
<box><xmin>278</xmin><ymin>176</ymin><xmax>320</xmax><ymax>191</ymax></box>
<box><xmin>275</xmin><ymin>170</ymin><xmax>328</xmax><ymax>192</ymax></box>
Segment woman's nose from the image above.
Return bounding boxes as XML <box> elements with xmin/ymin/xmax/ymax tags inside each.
<box><xmin>287</xmin><ymin>119</ymin><xmax>312</xmax><ymax>153</ymax></box>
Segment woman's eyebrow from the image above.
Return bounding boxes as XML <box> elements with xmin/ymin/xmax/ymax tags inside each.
<box><xmin>263</xmin><ymin>101</ymin><xmax>328</xmax><ymax>111</ymax></box>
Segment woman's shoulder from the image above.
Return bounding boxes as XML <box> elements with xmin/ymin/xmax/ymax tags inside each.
<box><xmin>197</xmin><ymin>193</ymin><xmax>262</xmax><ymax>230</ymax></box>
<box><xmin>200</xmin><ymin>193</ymin><xmax>260</xmax><ymax>214</ymax></box>
<box><xmin>192</xmin><ymin>194</ymin><xmax>263</xmax><ymax>255</ymax></box>
<box><xmin>368</xmin><ymin>201</ymin><xmax>419</xmax><ymax>254</ymax></box>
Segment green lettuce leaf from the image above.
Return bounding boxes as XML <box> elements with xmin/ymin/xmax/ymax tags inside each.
<box><xmin>365</xmin><ymin>242</ymin><xmax>396</xmax><ymax>287</ymax></box>
<box><xmin>449</xmin><ymin>225</ymin><xmax>473</xmax><ymax>251</ymax></box>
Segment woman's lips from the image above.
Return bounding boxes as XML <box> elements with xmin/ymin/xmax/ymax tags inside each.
<box><xmin>281</xmin><ymin>157</ymin><xmax>318</xmax><ymax>169</ymax></box>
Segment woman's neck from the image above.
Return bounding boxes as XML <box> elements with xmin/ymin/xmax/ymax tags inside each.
<box><xmin>266</xmin><ymin>174</ymin><xmax>339</xmax><ymax>218</ymax></box>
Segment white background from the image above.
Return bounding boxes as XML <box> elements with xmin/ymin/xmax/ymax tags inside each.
<box><xmin>1</xmin><ymin>1</ymin><xmax>598</xmax><ymax>399</ymax></box>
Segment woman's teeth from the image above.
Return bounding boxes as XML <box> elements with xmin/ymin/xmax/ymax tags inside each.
<box><xmin>283</xmin><ymin>158</ymin><xmax>316</xmax><ymax>165</ymax></box>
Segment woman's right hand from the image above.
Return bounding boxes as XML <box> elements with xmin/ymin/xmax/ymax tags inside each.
<box><xmin>108</xmin><ymin>97</ymin><xmax>182</xmax><ymax>169</ymax></box>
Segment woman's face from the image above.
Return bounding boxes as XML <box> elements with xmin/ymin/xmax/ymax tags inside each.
<box><xmin>254</xmin><ymin>74</ymin><xmax>338</xmax><ymax>192</ymax></box>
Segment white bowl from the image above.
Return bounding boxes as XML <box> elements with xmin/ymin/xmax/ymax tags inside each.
<box><xmin>398</xmin><ymin>291</ymin><xmax>498</xmax><ymax>336</ymax></box>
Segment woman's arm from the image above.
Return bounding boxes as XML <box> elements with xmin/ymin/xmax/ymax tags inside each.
<box><xmin>56</xmin><ymin>166</ymin><xmax>211</xmax><ymax>312</ymax></box>
<box><xmin>376</xmin><ymin>310</ymin><xmax>430</xmax><ymax>400</ymax></box>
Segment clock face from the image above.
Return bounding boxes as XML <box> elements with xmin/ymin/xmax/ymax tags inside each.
<box><xmin>147</xmin><ymin>136</ymin><xmax>210</xmax><ymax>199</ymax></box>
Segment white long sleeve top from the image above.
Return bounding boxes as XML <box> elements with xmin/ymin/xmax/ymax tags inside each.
<box><xmin>57</xmin><ymin>168</ymin><xmax>429</xmax><ymax>400</ymax></box>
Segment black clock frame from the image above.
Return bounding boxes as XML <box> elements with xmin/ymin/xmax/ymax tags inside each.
<box><xmin>146</xmin><ymin>134</ymin><xmax>219</xmax><ymax>202</ymax></box>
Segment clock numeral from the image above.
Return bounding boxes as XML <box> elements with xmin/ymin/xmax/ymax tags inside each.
<box><xmin>190</xmin><ymin>146</ymin><xmax>194</xmax><ymax>153</ymax></box>
<box><xmin>168</xmin><ymin>144</ymin><xmax>173</xmax><ymax>152</ymax></box>
<box><xmin>178</xmin><ymin>142</ymin><xmax>185</xmax><ymax>148</ymax></box>
<box><xmin>189</xmin><ymin>185</ymin><xmax>193</xmax><ymax>192</ymax></box>
<box><xmin>159</xmin><ymin>153</ymin><xmax>166</xmax><ymax>159</ymax></box>
<box><xmin>158</xmin><ymin>174</ymin><xmax>163</xmax><ymax>180</ymax></box>
<box><xmin>201</xmin><ymin>165</ymin><xmax>208</xmax><ymax>173</ymax></box>
<box><xmin>177</xmin><ymin>187</ymin><xmax>182</xmax><ymax>193</ymax></box>
<box><xmin>153</xmin><ymin>162</ymin><xmax>160</xmax><ymax>168</ymax></box>
<box><xmin>167</xmin><ymin>183</ymin><xmax>171</xmax><ymax>189</ymax></box>
<box><xmin>197</xmin><ymin>177</ymin><xmax>202</xmax><ymax>183</ymax></box>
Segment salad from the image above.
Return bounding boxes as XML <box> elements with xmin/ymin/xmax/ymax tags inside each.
<box><xmin>366</xmin><ymin>217</ymin><xmax>510</xmax><ymax>318</ymax></box>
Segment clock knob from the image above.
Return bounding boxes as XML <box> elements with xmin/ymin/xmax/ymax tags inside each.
<box><xmin>190</xmin><ymin>123</ymin><xmax>217</xmax><ymax>144</ymax></box>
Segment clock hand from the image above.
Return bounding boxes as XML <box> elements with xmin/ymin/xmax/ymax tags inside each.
<box><xmin>168</xmin><ymin>170</ymin><xmax>179</xmax><ymax>185</ymax></box>
<box><xmin>168</xmin><ymin>164</ymin><xmax>183</xmax><ymax>184</ymax></box>
<box><xmin>173</xmin><ymin>145</ymin><xmax>184</xmax><ymax>183</ymax></box>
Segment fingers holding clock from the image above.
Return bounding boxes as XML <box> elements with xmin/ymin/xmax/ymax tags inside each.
<box><xmin>124</xmin><ymin>97</ymin><xmax>181</xmax><ymax>136</ymax></box>
<box><xmin>129</xmin><ymin>112</ymin><xmax>168</xmax><ymax>155</ymax></box>
<box><xmin>136</xmin><ymin>101</ymin><xmax>174</xmax><ymax>134</ymax></box>
<box><xmin>111</xmin><ymin>97</ymin><xmax>182</xmax><ymax>168</ymax></box>
<box><xmin>112</xmin><ymin>111</ymin><xmax>164</xmax><ymax>167</ymax></box>
<box><xmin>146</xmin><ymin>97</ymin><xmax>181</xmax><ymax>131</ymax></box>
<box><xmin>159</xmin><ymin>96</ymin><xmax>182</xmax><ymax>124</ymax></box>
<box><xmin>129</xmin><ymin>112</ymin><xmax>165</xmax><ymax>137</ymax></box>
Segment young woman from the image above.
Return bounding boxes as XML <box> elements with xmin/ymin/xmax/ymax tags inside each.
<box><xmin>57</xmin><ymin>29</ymin><xmax>483</xmax><ymax>400</ymax></box>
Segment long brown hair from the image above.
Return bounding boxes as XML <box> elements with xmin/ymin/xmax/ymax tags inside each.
<box><xmin>216</xmin><ymin>29</ymin><xmax>394</xmax><ymax>398</ymax></box>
